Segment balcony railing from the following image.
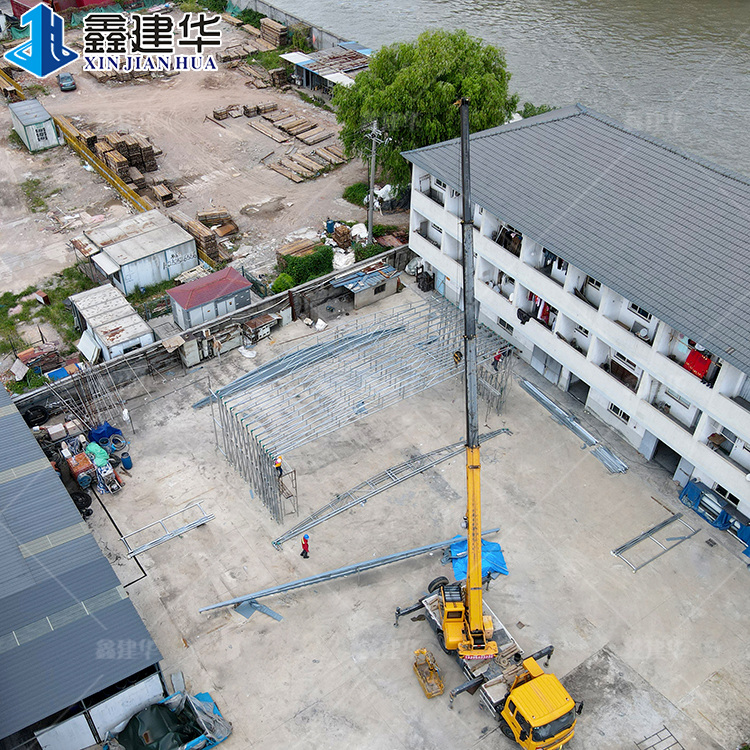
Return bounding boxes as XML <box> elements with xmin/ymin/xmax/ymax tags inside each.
<box><xmin>415</xmin><ymin>228</ymin><xmax>441</xmax><ymax>249</ymax></box>
<box><xmin>422</xmin><ymin>187</ymin><xmax>444</xmax><ymax>207</ymax></box>
<box><xmin>490</xmin><ymin>227</ymin><xmax>522</xmax><ymax>257</ymax></box>
<box><xmin>601</xmin><ymin>359</ymin><xmax>639</xmax><ymax>391</ymax></box>
<box><xmin>555</xmin><ymin>333</ymin><xmax>586</xmax><ymax>356</ymax></box>
<box><xmin>706</xmin><ymin>434</ymin><xmax>750</xmax><ymax>473</ymax></box>
<box><xmin>649</xmin><ymin>400</ymin><xmax>699</xmax><ymax>434</ymax></box>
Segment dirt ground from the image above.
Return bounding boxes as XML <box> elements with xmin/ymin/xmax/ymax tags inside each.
<box><xmin>1</xmin><ymin>15</ymin><xmax>403</xmax><ymax>295</ymax></box>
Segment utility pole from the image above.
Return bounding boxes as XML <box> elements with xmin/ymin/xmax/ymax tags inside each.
<box><xmin>364</xmin><ymin>120</ymin><xmax>387</xmax><ymax>246</ymax></box>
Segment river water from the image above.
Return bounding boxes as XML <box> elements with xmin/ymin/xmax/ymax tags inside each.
<box><xmin>277</xmin><ymin>0</ymin><xmax>750</xmax><ymax>174</ymax></box>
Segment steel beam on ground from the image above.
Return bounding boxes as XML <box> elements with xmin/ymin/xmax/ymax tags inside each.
<box><xmin>199</xmin><ymin>529</ymin><xmax>501</xmax><ymax>613</ymax></box>
<box><xmin>272</xmin><ymin>428</ymin><xmax>511</xmax><ymax>548</ymax></box>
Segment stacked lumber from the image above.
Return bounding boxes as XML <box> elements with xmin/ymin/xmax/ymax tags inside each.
<box><xmin>237</xmin><ymin>63</ymin><xmax>269</xmax><ymax>88</ymax></box>
<box><xmin>128</xmin><ymin>167</ymin><xmax>147</xmax><ymax>190</ymax></box>
<box><xmin>276</xmin><ymin>238</ymin><xmax>317</xmax><ymax>268</ymax></box>
<box><xmin>249</xmin><ymin>119</ymin><xmax>288</xmax><ymax>143</ymax></box>
<box><xmin>196</xmin><ymin>207</ymin><xmax>231</xmax><ymax>227</ymax></box>
<box><xmin>104</xmin><ymin>132</ymin><xmax>127</xmax><ymax>155</ymax></box>
<box><xmin>217</xmin><ymin>44</ymin><xmax>251</xmax><ymax>63</ymax></box>
<box><xmin>278</xmin><ymin>117</ymin><xmax>315</xmax><ymax>137</ymax></box>
<box><xmin>153</xmin><ymin>183</ymin><xmax>177</xmax><ymax>207</ymax></box>
<box><xmin>242</xmin><ymin>104</ymin><xmax>257</xmax><ymax>117</ymax></box>
<box><xmin>213</xmin><ymin>107</ymin><xmax>230</xmax><ymax>120</ymax></box>
<box><xmin>86</xmin><ymin>69</ymin><xmax>114</xmax><ymax>83</ymax></box>
<box><xmin>54</xmin><ymin>115</ymin><xmax>78</xmax><ymax>139</ymax></box>
<box><xmin>94</xmin><ymin>141</ymin><xmax>113</xmax><ymax>160</ymax></box>
<box><xmin>257</xmin><ymin>101</ymin><xmax>277</xmax><ymax>115</ymax></box>
<box><xmin>0</xmin><ymin>62</ymin><xmax>15</xmax><ymax>79</ymax></box>
<box><xmin>278</xmin><ymin>157</ymin><xmax>314</xmax><ymax>178</ymax></box>
<box><xmin>221</xmin><ymin>12</ymin><xmax>243</xmax><ymax>26</ymax></box>
<box><xmin>263</xmin><ymin>109</ymin><xmax>291</xmax><ymax>123</ymax></box>
<box><xmin>333</xmin><ymin>224</ymin><xmax>351</xmax><ymax>248</ymax></box>
<box><xmin>298</xmin><ymin>126</ymin><xmax>333</xmax><ymax>145</ymax></box>
<box><xmin>245</xmin><ymin>37</ymin><xmax>276</xmax><ymax>52</ymax></box>
<box><xmin>269</xmin><ymin>67</ymin><xmax>287</xmax><ymax>87</ymax></box>
<box><xmin>311</xmin><ymin>146</ymin><xmax>344</xmax><ymax>165</ymax></box>
<box><xmin>260</xmin><ymin>18</ymin><xmax>287</xmax><ymax>47</ymax></box>
<box><xmin>269</xmin><ymin>163</ymin><xmax>302</xmax><ymax>183</ymax></box>
<box><xmin>241</xmin><ymin>23</ymin><xmax>260</xmax><ymax>36</ymax></box>
<box><xmin>135</xmin><ymin>135</ymin><xmax>157</xmax><ymax>171</ymax></box>
<box><xmin>104</xmin><ymin>149</ymin><xmax>130</xmax><ymax>180</ymax></box>
<box><xmin>78</xmin><ymin>129</ymin><xmax>97</xmax><ymax>150</ymax></box>
<box><xmin>170</xmin><ymin>211</ymin><xmax>220</xmax><ymax>262</ymax></box>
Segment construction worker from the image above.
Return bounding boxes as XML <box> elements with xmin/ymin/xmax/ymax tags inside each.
<box><xmin>492</xmin><ymin>349</ymin><xmax>503</xmax><ymax>371</ymax></box>
<box><xmin>300</xmin><ymin>535</ymin><xmax>309</xmax><ymax>558</ymax></box>
<box><xmin>275</xmin><ymin>455</ymin><xmax>283</xmax><ymax>478</ymax></box>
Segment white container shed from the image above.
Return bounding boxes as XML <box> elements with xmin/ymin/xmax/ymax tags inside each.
<box><xmin>70</xmin><ymin>284</ymin><xmax>154</xmax><ymax>362</ymax></box>
<box><xmin>84</xmin><ymin>211</ymin><xmax>198</xmax><ymax>295</ymax></box>
<box><xmin>8</xmin><ymin>99</ymin><xmax>60</xmax><ymax>152</ymax></box>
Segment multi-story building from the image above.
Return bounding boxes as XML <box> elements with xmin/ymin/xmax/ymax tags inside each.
<box><xmin>404</xmin><ymin>104</ymin><xmax>750</xmax><ymax>517</ymax></box>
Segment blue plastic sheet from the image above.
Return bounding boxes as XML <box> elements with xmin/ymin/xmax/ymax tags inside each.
<box><xmin>450</xmin><ymin>537</ymin><xmax>508</xmax><ymax>580</ymax></box>
<box><xmin>88</xmin><ymin>421</ymin><xmax>123</xmax><ymax>444</ymax></box>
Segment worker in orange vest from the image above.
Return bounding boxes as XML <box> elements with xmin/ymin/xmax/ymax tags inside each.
<box><xmin>274</xmin><ymin>455</ymin><xmax>283</xmax><ymax>478</ymax></box>
<box><xmin>300</xmin><ymin>534</ymin><xmax>309</xmax><ymax>558</ymax></box>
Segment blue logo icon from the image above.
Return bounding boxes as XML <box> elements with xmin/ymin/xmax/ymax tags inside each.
<box><xmin>4</xmin><ymin>3</ymin><xmax>78</xmax><ymax>78</ymax></box>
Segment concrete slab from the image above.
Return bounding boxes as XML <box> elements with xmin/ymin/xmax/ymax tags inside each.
<box><xmin>80</xmin><ymin>281</ymin><xmax>750</xmax><ymax>750</ymax></box>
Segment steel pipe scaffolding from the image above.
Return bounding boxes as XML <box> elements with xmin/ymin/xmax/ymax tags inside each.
<box><xmin>209</xmin><ymin>297</ymin><xmax>503</xmax><ymax>524</ymax></box>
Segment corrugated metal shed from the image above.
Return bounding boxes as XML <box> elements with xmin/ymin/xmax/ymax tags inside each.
<box><xmin>167</xmin><ymin>267</ymin><xmax>252</xmax><ymax>311</ymax></box>
<box><xmin>0</xmin><ymin>387</ymin><xmax>160</xmax><ymax>740</ymax></box>
<box><xmin>330</xmin><ymin>262</ymin><xmax>399</xmax><ymax>293</ymax></box>
<box><xmin>84</xmin><ymin>210</ymin><xmax>194</xmax><ymax>266</ymax></box>
<box><xmin>70</xmin><ymin>285</ymin><xmax>152</xmax><ymax>347</ymax></box>
<box><xmin>8</xmin><ymin>99</ymin><xmax>52</xmax><ymax>126</ymax></box>
<box><xmin>403</xmin><ymin>104</ymin><xmax>750</xmax><ymax>376</ymax></box>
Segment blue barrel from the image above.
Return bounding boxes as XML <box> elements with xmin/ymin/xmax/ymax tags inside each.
<box><xmin>98</xmin><ymin>437</ymin><xmax>112</xmax><ymax>453</ymax></box>
<box><xmin>78</xmin><ymin>473</ymin><xmax>91</xmax><ymax>488</ymax></box>
<box><xmin>120</xmin><ymin>452</ymin><xmax>133</xmax><ymax>470</ymax></box>
<box><xmin>326</xmin><ymin>219</ymin><xmax>335</xmax><ymax>234</ymax></box>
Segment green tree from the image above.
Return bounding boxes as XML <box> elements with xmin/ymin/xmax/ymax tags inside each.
<box><xmin>271</xmin><ymin>273</ymin><xmax>296</xmax><ymax>294</ymax></box>
<box><xmin>520</xmin><ymin>101</ymin><xmax>553</xmax><ymax>118</ymax></box>
<box><xmin>333</xmin><ymin>29</ymin><xmax>518</xmax><ymax>186</ymax></box>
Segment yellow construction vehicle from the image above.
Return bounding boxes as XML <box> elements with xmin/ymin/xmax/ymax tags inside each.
<box><xmin>394</xmin><ymin>99</ymin><xmax>582</xmax><ymax>749</ymax></box>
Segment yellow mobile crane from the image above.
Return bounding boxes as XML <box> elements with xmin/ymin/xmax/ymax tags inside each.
<box><xmin>395</xmin><ymin>99</ymin><xmax>582</xmax><ymax>749</ymax></box>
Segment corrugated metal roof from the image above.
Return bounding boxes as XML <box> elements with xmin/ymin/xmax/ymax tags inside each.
<box><xmin>167</xmin><ymin>266</ymin><xmax>252</xmax><ymax>311</ymax></box>
<box><xmin>8</xmin><ymin>99</ymin><xmax>52</xmax><ymax>126</ymax></box>
<box><xmin>330</xmin><ymin>262</ymin><xmax>399</xmax><ymax>293</ymax></box>
<box><xmin>0</xmin><ymin>387</ymin><xmax>160</xmax><ymax>740</ymax></box>
<box><xmin>403</xmin><ymin>104</ymin><xmax>750</xmax><ymax>376</ymax></box>
<box><xmin>70</xmin><ymin>285</ymin><xmax>152</xmax><ymax>347</ymax></box>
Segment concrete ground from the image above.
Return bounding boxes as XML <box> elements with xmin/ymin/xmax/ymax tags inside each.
<box><xmin>86</xmin><ymin>280</ymin><xmax>750</xmax><ymax>750</ymax></box>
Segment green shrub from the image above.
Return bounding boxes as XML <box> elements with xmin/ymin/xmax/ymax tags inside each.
<box><xmin>237</xmin><ymin>8</ymin><xmax>264</xmax><ymax>26</ymax></box>
<box><xmin>283</xmin><ymin>246</ymin><xmax>334</xmax><ymax>285</ymax></box>
<box><xmin>5</xmin><ymin>370</ymin><xmax>49</xmax><ymax>395</ymax></box>
<box><xmin>353</xmin><ymin>243</ymin><xmax>383</xmax><ymax>263</ymax></box>
<box><xmin>343</xmin><ymin>182</ymin><xmax>369</xmax><ymax>206</ymax></box>
<box><xmin>271</xmin><ymin>273</ymin><xmax>295</xmax><ymax>293</ymax></box>
<box><xmin>202</xmin><ymin>0</ymin><xmax>226</xmax><ymax>13</ymax></box>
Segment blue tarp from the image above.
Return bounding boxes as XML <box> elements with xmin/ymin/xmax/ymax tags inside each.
<box><xmin>88</xmin><ymin>421</ymin><xmax>123</xmax><ymax>444</ymax></box>
<box><xmin>449</xmin><ymin>537</ymin><xmax>508</xmax><ymax>580</ymax></box>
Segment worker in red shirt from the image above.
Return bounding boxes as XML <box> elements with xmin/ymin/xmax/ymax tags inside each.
<box><xmin>492</xmin><ymin>349</ymin><xmax>503</xmax><ymax>371</ymax></box>
<box><xmin>300</xmin><ymin>534</ymin><xmax>309</xmax><ymax>558</ymax></box>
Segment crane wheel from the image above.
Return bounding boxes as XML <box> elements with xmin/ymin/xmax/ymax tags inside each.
<box><xmin>428</xmin><ymin>576</ymin><xmax>450</xmax><ymax>593</ymax></box>
<box><xmin>437</xmin><ymin>632</ymin><xmax>452</xmax><ymax>655</ymax></box>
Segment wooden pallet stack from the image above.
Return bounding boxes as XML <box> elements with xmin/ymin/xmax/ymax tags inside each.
<box><xmin>333</xmin><ymin>224</ymin><xmax>351</xmax><ymax>248</ymax></box>
<box><xmin>170</xmin><ymin>211</ymin><xmax>220</xmax><ymax>263</ymax></box>
<box><xmin>94</xmin><ymin>141</ymin><xmax>112</xmax><ymax>160</ymax></box>
<box><xmin>104</xmin><ymin>132</ymin><xmax>127</xmax><ymax>156</ymax></box>
<box><xmin>136</xmin><ymin>136</ymin><xmax>158</xmax><ymax>172</ymax></box>
<box><xmin>269</xmin><ymin>67</ymin><xmax>287</xmax><ymax>87</ymax></box>
<box><xmin>196</xmin><ymin>207</ymin><xmax>231</xmax><ymax>227</ymax></box>
<box><xmin>260</xmin><ymin>18</ymin><xmax>287</xmax><ymax>47</ymax></box>
<box><xmin>78</xmin><ymin>129</ymin><xmax>97</xmax><ymax>151</ymax></box>
<box><xmin>257</xmin><ymin>102</ymin><xmax>277</xmax><ymax>115</ymax></box>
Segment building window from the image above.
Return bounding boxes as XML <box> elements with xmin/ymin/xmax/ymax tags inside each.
<box><xmin>628</xmin><ymin>302</ymin><xmax>652</xmax><ymax>321</ymax></box>
<box><xmin>665</xmin><ymin>388</ymin><xmax>690</xmax><ymax>408</ymax></box>
<box><xmin>434</xmin><ymin>178</ymin><xmax>447</xmax><ymax>189</ymax></box>
<box><xmin>373</xmin><ymin>283</ymin><xmax>386</xmax><ymax>295</ymax></box>
<box><xmin>613</xmin><ymin>351</ymin><xmax>638</xmax><ymax>371</ymax></box>
<box><xmin>574</xmin><ymin>324</ymin><xmax>590</xmax><ymax>337</ymax></box>
<box><xmin>35</xmin><ymin>126</ymin><xmax>48</xmax><ymax>141</ymax></box>
<box><xmin>497</xmin><ymin>318</ymin><xmax>514</xmax><ymax>334</ymax></box>
<box><xmin>586</xmin><ymin>276</ymin><xmax>601</xmax><ymax>289</ymax></box>
<box><xmin>714</xmin><ymin>484</ymin><xmax>740</xmax><ymax>506</ymax></box>
<box><xmin>608</xmin><ymin>403</ymin><xmax>630</xmax><ymax>423</ymax></box>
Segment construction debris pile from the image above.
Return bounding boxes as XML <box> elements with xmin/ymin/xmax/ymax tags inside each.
<box><xmin>169</xmin><ymin>208</ymin><xmax>238</xmax><ymax>263</ymax></box>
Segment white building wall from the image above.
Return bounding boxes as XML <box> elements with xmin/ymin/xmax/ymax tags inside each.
<box><xmin>409</xmin><ymin>171</ymin><xmax>750</xmax><ymax>515</ymax></box>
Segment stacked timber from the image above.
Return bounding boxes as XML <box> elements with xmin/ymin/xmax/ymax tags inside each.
<box><xmin>242</xmin><ymin>104</ymin><xmax>257</xmax><ymax>117</ymax></box>
<box><xmin>135</xmin><ymin>135</ymin><xmax>157</xmax><ymax>171</ymax></box>
<box><xmin>221</xmin><ymin>12</ymin><xmax>243</xmax><ymax>25</ymax></box>
<box><xmin>94</xmin><ymin>141</ymin><xmax>113</xmax><ymax>160</ymax></box>
<box><xmin>122</xmin><ymin>134</ymin><xmax>141</xmax><ymax>162</ymax></box>
<box><xmin>196</xmin><ymin>207</ymin><xmax>231</xmax><ymax>227</ymax></box>
<box><xmin>257</xmin><ymin>101</ymin><xmax>277</xmax><ymax>115</ymax></box>
<box><xmin>104</xmin><ymin>132</ymin><xmax>127</xmax><ymax>156</ymax></box>
<box><xmin>276</xmin><ymin>238</ymin><xmax>317</xmax><ymax>269</ymax></box>
<box><xmin>170</xmin><ymin>211</ymin><xmax>220</xmax><ymax>262</ymax></box>
<box><xmin>104</xmin><ymin>149</ymin><xmax>130</xmax><ymax>180</ymax></box>
<box><xmin>78</xmin><ymin>130</ymin><xmax>97</xmax><ymax>151</ymax></box>
<box><xmin>128</xmin><ymin>167</ymin><xmax>147</xmax><ymax>190</ymax></box>
<box><xmin>333</xmin><ymin>224</ymin><xmax>351</xmax><ymax>248</ymax></box>
<box><xmin>260</xmin><ymin>18</ymin><xmax>287</xmax><ymax>47</ymax></box>
<box><xmin>241</xmin><ymin>23</ymin><xmax>261</xmax><ymax>36</ymax></box>
<box><xmin>213</xmin><ymin>107</ymin><xmax>230</xmax><ymax>120</ymax></box>
<box><xmin>153</xmin><ymin>183</ymin><xmax>177</xmax><ymax>207</ymax></box>
<box><xmin>269</xmin><ymin>68</ymin><xmax>287</xmax><ymax>87</ymax></box>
